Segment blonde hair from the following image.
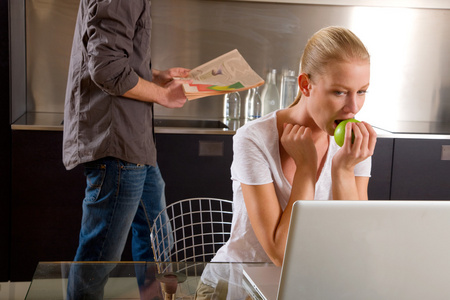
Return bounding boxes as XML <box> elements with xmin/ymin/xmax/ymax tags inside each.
<box><xmin>290</xmin><ymin>26</ymin><xmax>370</xmax><ymax>107</ymax></box>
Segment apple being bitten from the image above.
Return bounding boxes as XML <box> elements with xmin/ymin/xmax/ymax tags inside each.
<box><xmin>334</xmin><ymin>118</ymin><xmax>360</xmax><ymax>147</ymax></box>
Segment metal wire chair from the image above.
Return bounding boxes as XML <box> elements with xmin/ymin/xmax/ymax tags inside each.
<box><xmin>150</xmin><ymin>198</ymin><xmax>233</xmax><ymax>263</ymax></box>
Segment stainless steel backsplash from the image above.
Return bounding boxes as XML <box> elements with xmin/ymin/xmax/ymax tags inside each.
<box><xmin>16</xmin><ymin>0</ymin><xmax>450</xmax><ymax>126</ymax></box>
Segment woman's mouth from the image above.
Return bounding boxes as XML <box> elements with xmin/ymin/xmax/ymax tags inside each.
<box><xmin>334</xmin><ymin>119</ymin><xmax>344</xmax><ymax>129</ymax></box>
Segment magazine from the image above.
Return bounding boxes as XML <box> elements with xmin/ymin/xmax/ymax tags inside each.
<box><xmin>180</xmin><ymin>49</ymin><xmax>265</xmax><ymax>100</ymax></box>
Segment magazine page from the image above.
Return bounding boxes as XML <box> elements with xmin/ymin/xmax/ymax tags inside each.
<box><xmin>181</xmin><ymin>49</ymin><xmax>265</xmax><ymax>100</ymax></box>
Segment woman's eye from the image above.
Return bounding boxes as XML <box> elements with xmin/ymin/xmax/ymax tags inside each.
<box><xmin>334</xmin><ymin>91</ymin><xmax>346</xmax><ymax>96</ymax></box>
<box><xmin>357</xmin><ymin>90</ymin><xmax>368</xmax><ymax>95</ymax></box>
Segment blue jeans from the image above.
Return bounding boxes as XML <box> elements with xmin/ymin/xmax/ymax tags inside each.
<box><xmin>67</xmin><ymin>157</ymin><xmax>172</xmax><ymax>299</ymax></box>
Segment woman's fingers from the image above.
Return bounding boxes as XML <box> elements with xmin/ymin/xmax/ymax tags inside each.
<box><xmin>344</xmin><ymin>121</ymin><xmax>377</xmax><ymax>157</ymax></box>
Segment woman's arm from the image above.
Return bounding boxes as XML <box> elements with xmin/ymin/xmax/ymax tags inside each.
<box><xmin>242</xmin><ymin>170</ymin><xmax>314</xmax><ymax>266</ymax></box>
<box><xmin>332</xmin><ymin>121</ymin><xmax>377</xmax><ymax>200</ymax></box>
<box><xmin>242</xmin><ymin>124</ymin><xmax>317</xmax><ymax>266</ymax></box>
<box><xmin>332</xmin><ymin>174</ymin><xmax>369</xmax><ymax>200</ymax></box>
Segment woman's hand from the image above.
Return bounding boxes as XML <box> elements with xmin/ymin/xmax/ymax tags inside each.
<box><xmin>331</xmin><ymin>121</ymin><xmax>377</xmax><ymax>200</ymax></box>
<box><xmin>333</xmin><ymin>121</ymin><xmax>377</xmax><ymax>171</ymax></box>
<box><xmin>280</xmin><ymin>123</ymin><xmax>317</xmax><ymax>170</ymax></box>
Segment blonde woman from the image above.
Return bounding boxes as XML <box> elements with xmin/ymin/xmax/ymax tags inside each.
<box><xmin>212</xmin><ymin>26</ymin><xmax>377</xmax><ymax>266</ymax></box>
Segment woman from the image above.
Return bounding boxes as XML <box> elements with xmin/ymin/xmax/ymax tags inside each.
<box><xmin>212</xmin><ymin>26</ymin><xmax>377</xmax><ymax>266</ymax></box>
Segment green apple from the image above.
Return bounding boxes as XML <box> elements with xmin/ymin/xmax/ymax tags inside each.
<box><xmin>334</xmin><ymin>118</ymin><xmax>360</xmax><ymax>147</ymax></box>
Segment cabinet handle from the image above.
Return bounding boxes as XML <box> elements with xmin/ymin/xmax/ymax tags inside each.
<box><xmin>199</xmin><ymin>141</ymin><xmax>224</xmax><ymax>157</ymax></box>
<box><xmin>441</xmin><ymin>145</ymin><xmax>450</xmax><ymax>160</ymax></box>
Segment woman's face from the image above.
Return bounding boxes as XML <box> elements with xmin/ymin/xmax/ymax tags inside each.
<box><xmin>307</xmin><ymin>59</ymin><xmax>370</xmax><ymax>136</ymax></box>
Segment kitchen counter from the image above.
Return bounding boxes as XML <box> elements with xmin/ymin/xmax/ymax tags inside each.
<box><xmin>376</xmin><ymin>120</ymin><xmax>450</xmax><ymax>134</ymax></box>
<box><xmin>11</xmin><ymin>112</ymin><xmax>450</xmax><ymax>140</ymax></box>
<box><xmin>11</xmin><ymin>112</ymin><xmax>236</xmax><ymax>135</ymax></box>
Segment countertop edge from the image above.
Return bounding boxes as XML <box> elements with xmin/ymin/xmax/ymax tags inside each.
<box><xmin>11</xmin><ymin>124</ymin><xmax>450</xmax><ymax>139</ymax></box>
<box><xmin>10</xmin><ymin>124</ymin><xmax>237</xmax><ymax>135</ymax></box>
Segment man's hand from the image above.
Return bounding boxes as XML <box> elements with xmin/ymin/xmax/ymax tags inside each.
<box><xmin>122</xmin><ymin>67</ymin><xmax>191</xmax><ymax>108</ymax></box>
<box><xmin>152</xmin><ymin>68</ymin><xmax>190</xmax><ymax>87</ymax></box>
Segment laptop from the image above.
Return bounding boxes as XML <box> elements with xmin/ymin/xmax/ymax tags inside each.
<box><xmin>243</xmin><ymin>200</ymin><xmax>450</xmax><ymax>300</ymax></box>
<box><xmin>242</xmin><ymin>264</ymin><xmax>281</xmax><ymax>300</ymax></box>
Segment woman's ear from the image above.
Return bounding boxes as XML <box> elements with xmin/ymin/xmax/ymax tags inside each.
<box><xmin>298</xmin><ymin>73</ymin><xmax>311</xmax><ymax>97</ymax></box>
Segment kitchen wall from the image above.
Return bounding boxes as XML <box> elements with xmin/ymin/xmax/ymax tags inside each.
<box><xmin>11</xmin><ymin>0</ymin><xmax>450</xmax><ymax>129</ymax></box>
<box><xmin>150</xmin><ymin>0</ymin><xmax>450</xmax><ymax>127</ymax></box>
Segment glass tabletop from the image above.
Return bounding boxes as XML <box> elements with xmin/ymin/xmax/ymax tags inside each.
<box><xmin>25</xmin><ymin>261</ymin><xmax>274</xmax><ymax>299</ymax></box>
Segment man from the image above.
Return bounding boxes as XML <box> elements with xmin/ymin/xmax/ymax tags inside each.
<box><xmin>63</xmin><ymin>1</ymin><xmax>189</xmax><ymax>298</ymax></box>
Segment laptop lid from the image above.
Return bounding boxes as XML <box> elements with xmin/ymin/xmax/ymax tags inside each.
<box><xmin>277</xmin><ymin>200</ymin><xmax>450</xmax><ymax>300</ymax></box>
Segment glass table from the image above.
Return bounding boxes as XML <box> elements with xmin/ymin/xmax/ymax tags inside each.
<box><xmin>25</xmin><ymin>261</ymin><xmax>275</xmax><ymax>299</ymax></box>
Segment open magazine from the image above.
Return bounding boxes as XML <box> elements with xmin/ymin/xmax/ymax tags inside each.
<box><xmin>180</xmin><ymin>49</ymin><xmax>265</xmax><ymax>100</ymax></box>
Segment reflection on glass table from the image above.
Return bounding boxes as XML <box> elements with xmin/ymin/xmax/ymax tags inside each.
<box><xmin>25</xmin><ymin>261</ymin><xmax>274</xmax><ymax>300</ymax></box>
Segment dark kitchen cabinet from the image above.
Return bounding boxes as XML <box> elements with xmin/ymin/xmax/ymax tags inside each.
<box><xmin>11</xmin><ymin>130</ymin><xmax>233</xmax><ymax>281</ymax></box>
<box><xmin>368</xmin><ymin>138</ymin><xmax>394</xmax><ymax>200</ymax></box>
<box><xmin>390</xmin><ymin>138</ymin><xmax>450</xmax><ymax>200</ymax></box>
<box><xmin>155</xmin><ymin>134</ymin><xmax>233</xmax><ymax>204</ymax></box>
<box><xmin>11</xmin><ymin>129</ymin><xmax>450</xmax><ymax>281</ymax></box>
<box><xmin>11</xmin><ymin>130</ymin><xmax>88</xmax><ymax>281</ymax></box>
<box><xmin>1</xmin><ymin>0</ymin><xmax>10</xmax><ymax>282</ymax></box>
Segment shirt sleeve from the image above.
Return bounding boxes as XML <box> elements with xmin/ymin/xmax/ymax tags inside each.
<box><xmin>230</xmin><ymin>127</ymin><xmax>274</xmax><ymax>185</ymax></box>
<box><xmin>85</xmin><ymin>0</ymin><xmax>144</xmax><ymax>96</ymax></box>
<box><xmin>354</xmin><ymin>156</ymin><xmax>372</xmax><ymax>177</ymax></box>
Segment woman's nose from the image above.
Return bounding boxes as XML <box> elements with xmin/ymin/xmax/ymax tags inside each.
<box><xmin>343</xmin><ymin>94</ymin><xmax>359</xmax><ymax>114</ymax></box>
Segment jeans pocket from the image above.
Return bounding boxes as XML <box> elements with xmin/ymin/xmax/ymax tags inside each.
<box><xmin>84</xmin><ymin>163</ymin><xmax>106</xmax><ymax>203</ymax></box>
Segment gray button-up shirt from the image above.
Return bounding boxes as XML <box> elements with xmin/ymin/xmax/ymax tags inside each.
<box><xmin>63</xmin><ymin>0</ymin><xmax>156</xmax><ymax>170</ymax></box>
